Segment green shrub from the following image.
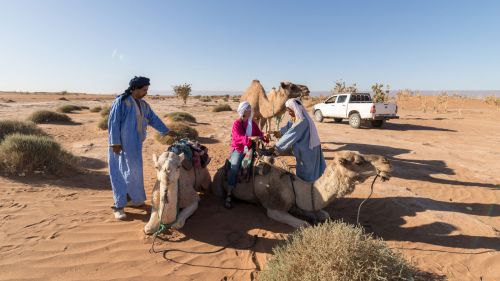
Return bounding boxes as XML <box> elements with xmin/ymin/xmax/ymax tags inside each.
<box><xmin>101</xmin><ymin>106</ymin><xmax>111</xmax><ymax>117</ymax></box>
<box><xmin>0</xmin><ymin>120</ymin><xmax>47</xmax><ymax>142</ymax></box>
<box><xmin>90</xmin><ymin>106</ymin><xmax>102</xmax><ymax>113</ymax></box>
<box><xmin>0</xmin><ymin>134</ymin><xmax>77</xmax><ymax>175</ymax></box>
<box><xmin>155</xmin><ymin>122</ymin><xmax>198</xmax><ymax>145</ymax></box>
<box><xmin>260</xmin><ymin>220</ymin><xmax>415</xmax><ymax>281</ymax></box>
<box><xmin>164</xmin><ymin>112</ymin><xmax>196</xmax><ymax>123</ymax></box>
<box><xmin>212</xmin><ymin>104</ymin><xmax>232</xmax><ymax>112</ymax></box>
<box><xmin>27</xmin><ymin>110</ymin><xmax>72</xmax><ymax>124</ymax></box>
<box><xmin>199</xmin><ymin>96</ymin><xmax>211</xmax><ymax>102</ymax></box>
<box><xmin>232</xmin><ymin>96</ymin><xmax>240</xmax><ymax>102</ymax></box>
<box><xmin>56</xmin><ymin>105</ymin><xmax>83</xmax><ymax>113</ymax></box>
<box><xmin>173</xmin><ymin>83</ymin><xmax>192</xmax><ymax>105</ymax></box>
<box><xmin>98</xmin><ymin>115</ymin><xmax>109</xmax><ymax>130</ymax></box>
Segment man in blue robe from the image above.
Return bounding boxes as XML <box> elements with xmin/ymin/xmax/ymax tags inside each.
<box><xmin>273</xmin><ymin>98</ymin><xmax>326</xmax><ymax>182</ymax></box>
<box><xmin>108</xmin><ymin>76</ymin><xmax>170</xmax><ymax>220</ymax></box>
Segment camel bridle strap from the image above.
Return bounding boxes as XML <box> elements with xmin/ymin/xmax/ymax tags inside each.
<box><xmin>356</xmin><ymin>174</ymin><xmax>379</xmax><ymax>225</ymax></box>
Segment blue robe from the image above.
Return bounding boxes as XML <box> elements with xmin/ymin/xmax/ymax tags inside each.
<box><xmin>108</xmin><ymin>95</ymin><xmax>169</xmax><ymax>209</ymax></box>
<box><xmin>275</xmin><ymin>120</ymin><xmax>326</xmax><ymax>182</ymax></box>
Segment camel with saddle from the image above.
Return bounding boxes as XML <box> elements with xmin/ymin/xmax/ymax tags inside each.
<box><xmin>144</xmin><ymin>139</ymin><xmax>391</xmax><ymax>232</ymax></box>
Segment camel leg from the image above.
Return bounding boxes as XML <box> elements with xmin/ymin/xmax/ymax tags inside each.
<box><xmin>172</xmin><ymin>201</ymin><xmax>198</xmax><ymax>229</ymax></box>
<box><xmin>144</xmin><ymin>207</ymin><xmax>159</xmax><ymax>235</ymax></box>
<box><xmin>266</xmin><ymin>208</ymin><xmax>310</xmax><ymax>228</ymax></box>
<box><xmin>290</xmin><ymin>207</ymin><xmax>331</xmax><ymax>224</ymax></box>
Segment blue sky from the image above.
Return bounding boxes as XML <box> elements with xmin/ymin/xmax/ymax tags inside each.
<box><xmin>1</xmin><ymin>0</ymin><xmax>499</xmax><ymax>93</ymax></box>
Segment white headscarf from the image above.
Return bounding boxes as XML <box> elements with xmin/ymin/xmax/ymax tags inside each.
<box><xmin>237</xmin><ymin>101</ymin><xmax>252</xmax><ymax>136</ymax></box>
<box><xmin>285</xmin><ymin>98</ymin><xmax>321</xmax><ymax>149</ymax></box>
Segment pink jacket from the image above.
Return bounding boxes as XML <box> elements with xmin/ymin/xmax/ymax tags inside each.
<box><xmin>231</xmin><ymin>119</ymin><xmax>265</xmax><ymax>153</ymax></box>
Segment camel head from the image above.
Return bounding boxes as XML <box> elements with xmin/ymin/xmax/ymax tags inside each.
<box><xmin>152</xmin><ymin>151</ymin><xmax>185</xmax><ymax>225</ymax></box>
<box><xmin>331</xmin><ymin>150</ymin><xmax>391</xmax><ymax>185</ymax></box>
<box><xmin>279</xmin><ymin>81</ymin><xmax>310</xmax><ymax>98</ymax></box>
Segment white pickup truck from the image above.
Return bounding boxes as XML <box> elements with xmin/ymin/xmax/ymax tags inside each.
<box><xmin>312</xmin><ymin>93</ymin><xmax>398</xmax><ymax>128</ymax></box>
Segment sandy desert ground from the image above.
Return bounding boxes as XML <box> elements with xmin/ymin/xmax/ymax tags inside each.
<box><xmin>0</xmin><ymin>92</ymin><xmax>499</xmax><ymax>281</ymax></box>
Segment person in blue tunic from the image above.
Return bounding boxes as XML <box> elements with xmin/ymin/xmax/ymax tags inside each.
<box><xmin>108</xmin><ymin>76</ymin><xmax>171</xmax><ymax>220</ymax></box>
<box><xmin>272</xmin><ymin>98</ymin><xmax>326</xmax><ymax>182</ymax></box>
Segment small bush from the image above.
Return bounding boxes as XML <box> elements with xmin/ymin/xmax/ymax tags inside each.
<box><xmin>260</xmin><ymin>220</ymin><xmax>415</xmax><ymax>281</ymax></box>
<box><xmin>98</xmin><ymin>115</ymin><xmax>109</xmax><ymax>130</ymax></box>
<box><xmin>173</xmin><ymin>83</ymin><xmax>192</xmax><ymax>105</ymax></box>
<box><xmin>0</xmin><ymin>134</ymin><xmax>77</xmax><ymax>175</ymax></box>
<box><xmin>101</xmin><ymin>106</ymin><xmax>111</xmax><ymax>117</ymax></box>
<box><xmin>0</xmin><ymin>120</ymin><xmax>47</xmax><ymax>142</ymax></box>
<box><xmin>155</xmin><ymin>122</ymin><xmax>198</xmax><ymax>145</ymax></box>
<box><xmin>90</xmin><ymin>106</ymin><xmax>102</xmax><ymax>113</ymax></box>
<box><xmin>28</xmin><ymin>110</ymin><xmax>72</xmax><ymax>124</ymax></box>
<box><xmin>56</xmin><ymin>105</ymin><xmax>82</xmax><ymax>113</ymax></box>
<box><xmin>199</xmin><ymin>96</ymin><xmax>211</xmax><ymax>102</ymax></box>
<box><xmin>484</xmin><ymin>96</ymin><xmax>500</xmax><ymax>107</ymax></box>
<box><xmin>58</xmin><ymin>97</ymin><xmax>69</xmax><ymax>101</ymax></box>
<box><xmin>212</xmin><ymin>104</ymin><xmax>232</xmax><ymax>112</ymax></box>
<box><xmin>232</xmin><ymin>96</ymin><xmax>240</xmax><ymax>102</ymax></box>
<box><xmin>164</xmin><ymin>112</ymin><xmax>196</xmax><ymax>123</ymax></box>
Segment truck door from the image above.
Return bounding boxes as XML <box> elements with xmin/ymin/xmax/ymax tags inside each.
<box><xmin>332</xmin><ymin>94</ymin><xmax>348</xmax><ymax>117</ymax></box>
<box><xmin>322</xmin><ymin>95</ymin><xmax>337</xmax><ymax>117</ymax></box>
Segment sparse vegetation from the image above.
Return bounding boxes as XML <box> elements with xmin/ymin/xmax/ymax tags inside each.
<box><xmin>484</xmin><ymin>96</ymin><xmax>500</xmax><ymax>107</ymax></box>
<box><xmin>27</xmin><ymin>110</ymin><xmax>72</xmax><ymax>124</ymax></box>
<box><xmin>232</xmin><ymin>96</ymin><xmax>240</xmax><ymax>102</ymax></box>
<box><xmin>371</xmin><ymin>83</ymin><xmax>390</xmax><ymax>103</ymax></box>
<box><xmin>395</xmin><ymin>89</ymin><xmax>414</xmax><ymax>110</ymax></box>
<box><xmin>100</xmin><ymin>106</ymin><xmax>111</xmax><ymax>117</ymax></box>
<box><xmin>164</xmin><ymin>112</ymin><xmax>196</xmax><ymax>123</ymax></box>
<box><xmin>90</xmin><ymin>106</ymin><xmax>102</xmax><ymax>113</ymax></box>
<box><xmin>57</xmin><ymin>105</ymin><xmax>83</xmax><ymax>113</ymax></box>
<box><xmin>155</xmin><ymin>122</ymin><xmax>198</xmax><ymax>145</ymax></box>
<box><xmin>200</xmin><ymin>96</ymin><xmax>211</xmax><ymax>102</ymax></box>
<box><xmin>212</xmin><ymin>104</ymin><xmax>232</xmax><ymax>112</ymax></box>
<box><xmin>0</xmin><ymin>133</ymin><xmax>77</xmax><ymax>175</ymax></box>
<box><xmin>0</xmin><ymin>120</ymin><xmax>47</xmax><ymax>142</ymax></box>
<box><xmin>332</xmin><ymin>80</ymin><xmax>358</xmax><ymax>94</ymax></box>
<box><xmin>173</xmin><ymin>83</ymin><xmax>192</xmax><ymax>105</ymax></box>
<box><xmin>97</xmin><ymin>115</ymin><xmax>109</xmax><ymax>130</ymax></box>
<box><xmin>260</xmin><ymin>220</ymin><xmax>415</xmax><ymax>281</ymax></box>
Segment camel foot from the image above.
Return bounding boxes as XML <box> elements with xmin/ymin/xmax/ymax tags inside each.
<box><xmin>144</xmin><ymin>223</ymin><xmax>158</xmax><ymax>235</ymax></box>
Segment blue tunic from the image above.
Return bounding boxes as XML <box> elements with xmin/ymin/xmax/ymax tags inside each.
<box><xmin>275</xmin><ymin>120</ymin><xmax>326</xmax><ymax>182</ymax></box>
<box><xmin>108</xmin><ymin>95</ymin><xmax>169</xmax><ymax>209</ymax></box>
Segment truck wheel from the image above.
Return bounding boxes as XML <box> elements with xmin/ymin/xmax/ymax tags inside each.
<box><xmin>349</xmin><ymin>113</ymin><xmax>361</xmax><ymax>128</ymax></box>
<box><xmin>314</xmin><ymin>110</ymin><xmax>324</xmax><ymax>122</ymax></box>
<box><xmin>370</xmin><ymin>120</ymin><xmax>385</xmax><ymax>128</ymax></box>
<box><xmin>333</xmin><ymin>118</ymin><xmax>343</xmax><ymax>123</ymax></box>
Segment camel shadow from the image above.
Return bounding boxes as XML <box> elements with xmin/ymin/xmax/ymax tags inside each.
<box><xmin>153</xmin><ymin>195</ymin><xmax>292</xmax><ymax>255</ymax></box>
<box><xmin>322</xmin><ymin>142</ymin><xmax>498</xmax><ymax>189</ymax></box>
<box><xmin>79</xmin><ymin>156</ymin><xmax>107</xmax><ymax>170</ymax></box>
<box><xmin>325</xmin><ymin>196</ymin><xmax>500</xmax><ymax>251</ymax></box>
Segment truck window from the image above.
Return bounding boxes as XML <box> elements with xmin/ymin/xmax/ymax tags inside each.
<box><xmin>336</xmin><ymin>95</ymin><xmax>347</xmax><ymax>103</ymax></box>
<box><xmin>325</xmin><ymin>95</ymin><xmax>337</xmax><ymax>104</ymax></box>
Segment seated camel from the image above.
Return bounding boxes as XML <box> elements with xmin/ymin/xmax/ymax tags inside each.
<box><xmin>212</xmin><ymin>151</ymin><xmax>391</xmax><ymax>228</ymax></box>
<box><xmin>144</xmin><ymin>150</ymin><xmax>211</xmax><ymax>235</ymax></box>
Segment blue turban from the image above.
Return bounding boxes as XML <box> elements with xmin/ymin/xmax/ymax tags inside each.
<box><xmin>119</xmin><ymin>76</ymin><xmax>150</xmax><ymax>99</ymax></box>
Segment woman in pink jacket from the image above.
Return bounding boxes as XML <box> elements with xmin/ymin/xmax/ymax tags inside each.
<box><xmin>225</xmin><ymin>101</ymin><xmax>268</xmax><ymax>208</ymax></box>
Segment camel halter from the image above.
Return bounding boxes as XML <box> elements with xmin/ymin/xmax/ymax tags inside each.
<box><xmin>356</xmin><ymin>174</ymin><xmax>379</xmax><ymax>225</ymax></box>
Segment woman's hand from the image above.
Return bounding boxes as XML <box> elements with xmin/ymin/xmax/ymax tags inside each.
<box><xmin>249</xmin><ymin>136</ymin><xmax>260</xmax><ymax>141</ymax></box>
<box><xmin>271</xmin><ymin>131</ymin><xmax>282</xmax><ymax>138</ymax></box>
<box><xmin>111</xmin><ymin>145</ymin><xmax>122</xmax><ymax>154</ymax></box>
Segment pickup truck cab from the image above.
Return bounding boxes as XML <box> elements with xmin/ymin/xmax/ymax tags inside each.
<box><xmin>312</xmin><ymin>93</ymin><xmax>398</xmax><ymax>128</ymax></box>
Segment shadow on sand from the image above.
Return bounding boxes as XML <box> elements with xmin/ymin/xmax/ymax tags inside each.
<box><xmin>322</xmin><ymin>142</ymin><xmax>498</xmax><ymax>189</ymax></box>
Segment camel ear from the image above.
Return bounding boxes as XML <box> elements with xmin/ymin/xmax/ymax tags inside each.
<box><xmin>280</xmin><ymin>81</ymin><xmax>291</xmax><ymax>89</ymax></box>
